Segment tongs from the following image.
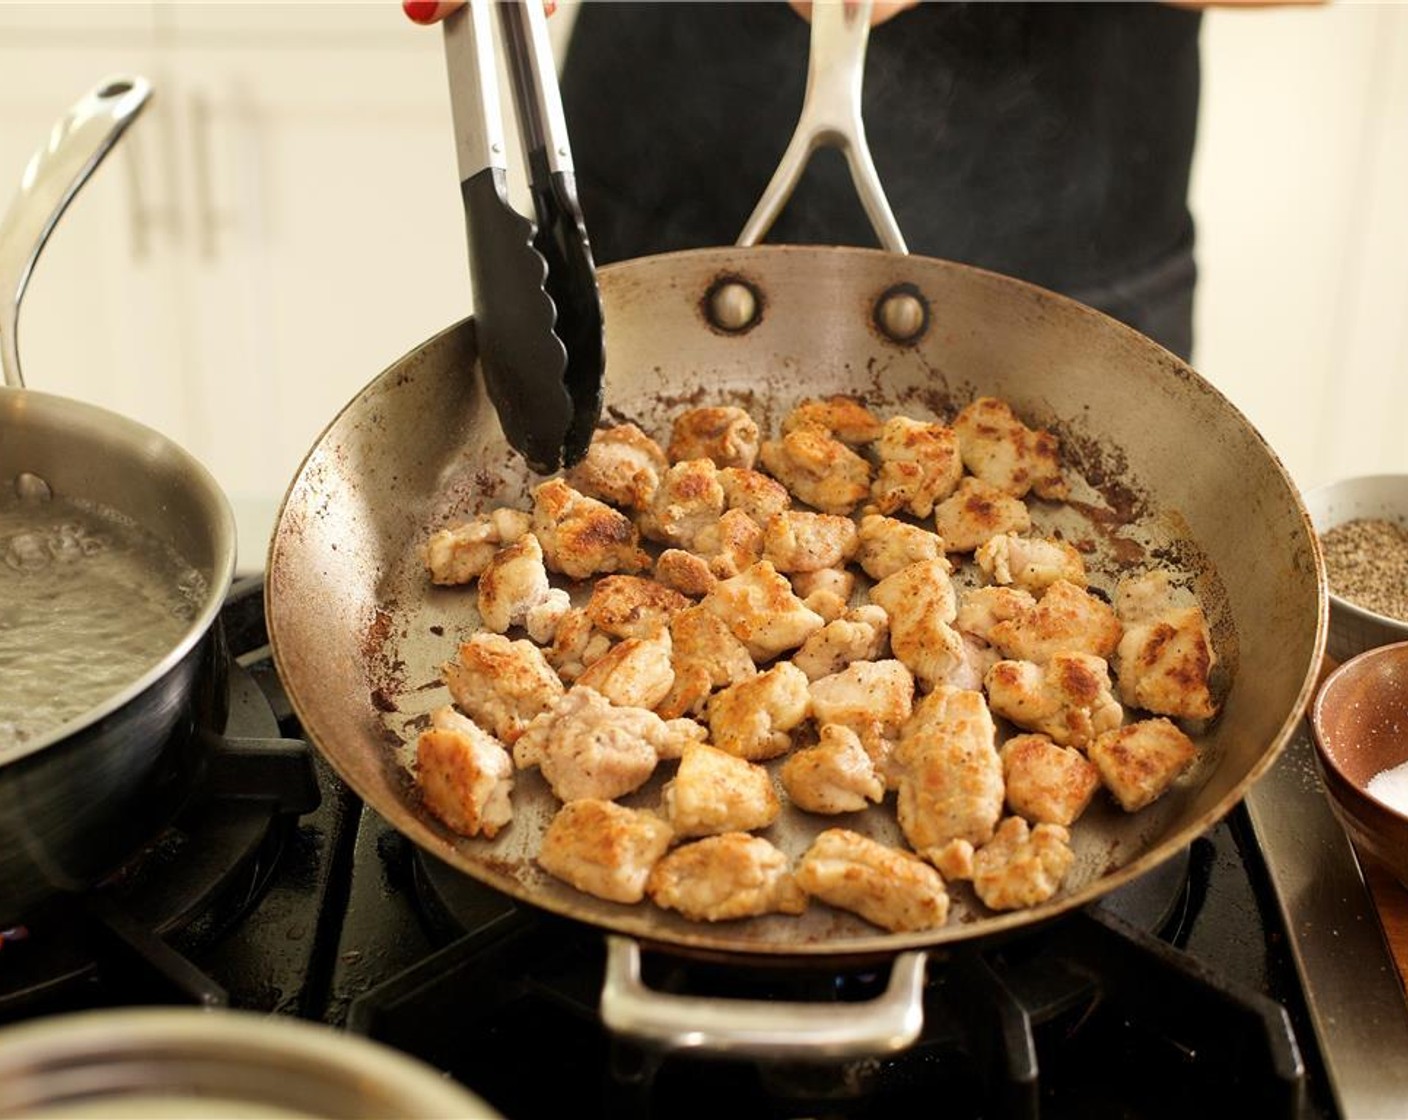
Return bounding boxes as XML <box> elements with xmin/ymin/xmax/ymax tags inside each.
<box><xmin>442</xmin><ymin>0</ymin><xmax>603</xmax><ymax>474</ymax></box>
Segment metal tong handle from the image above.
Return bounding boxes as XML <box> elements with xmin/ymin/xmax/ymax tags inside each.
<box><xmin>600</xmin><ymin>937</ymin><xmax>928</xmax><ymax>1059</ymax></box>
<box><xmin>737</xmin><ymin>0</ymin><xmax>906</xmax><ymax>254</ymax></box>
<box><xmin>0</xmin><ymin>76</ymin><xmax>152</xmax><ymax>389</ymax></box>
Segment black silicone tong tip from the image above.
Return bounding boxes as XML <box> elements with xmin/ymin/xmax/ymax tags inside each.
<box><xmin>462</xmin><ymin>166</ymin><xmax>573</xmax><ymax>475</ymax></box>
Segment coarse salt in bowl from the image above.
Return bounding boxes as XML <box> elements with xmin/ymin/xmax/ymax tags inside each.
<box><xmin>1311</xmin><ymin>641</ymin><xmax>1408</xmax><ymax>887</ymax></box>
<box><xmin>1303</xmin><ymin>474</ymin><xmax>1408</xmax><ymax>663</ymax></box>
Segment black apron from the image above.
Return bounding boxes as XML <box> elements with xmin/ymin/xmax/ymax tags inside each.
<box><xmin>560</xmin><ymin>2</ymin><xmax>1201</xmax><ymax>360</ymax></box>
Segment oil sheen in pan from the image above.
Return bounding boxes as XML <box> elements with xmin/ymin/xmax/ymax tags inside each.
<box><xmin>0</xmin><ymin>492</ymin><xmax>206</xmax><ymax>752</ymax></box>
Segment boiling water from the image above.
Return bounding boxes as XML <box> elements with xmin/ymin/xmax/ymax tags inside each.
<box><xmin>0</xmin><ymin>492</ymin><xmax>207</xmax><ymax>754</ymax></box>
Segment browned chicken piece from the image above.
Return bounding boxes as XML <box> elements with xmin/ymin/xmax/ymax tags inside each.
<box><xmin>1000</xmin><ymin>733</ymin><xmax>1100</xmax><ymax>827</ymax></box>
<box><xmin>707</xmin><ymin>662</ymin><xmax>813</xmax><ymax>761</ymax></box>
<box><xmin>694</xmin><ymin>508</ymin><xmax>765</xmax><ymax>579</ymax></box>
<box><xmin>1087</xmin><ymin>717</ymin><xmax>1198</xmax><ymax>811</ymax></box>
<box><xmin>789</xmin><ymin>567</ymin><xmax>855</xmax><ymax>609</ymax></box>
<box><xmin>655</xmin><ymin>549</ymin><xmax>718</xmax><ymax>598</ymax></box>
<box><xmin>537</xmin><ymin>799</ymin><xmax>674</xmax><ymax>905</ymax></box>
<box><xmin>975</xmin><ymin>532</ymin><xmax>1088</xmax><ymax>593</ymax></box>
<box><xmin>477</xmin><ymin>533</ymin><xmax>555</xmax><ymax>634</ymax></box>
<box><xmin>701</xmin><ymin>561</ymin><xmax>825</xmax><ymax>662</ymax></box>
<box><xmin>545</xmin><ymin>607</ymin><xmax>613</xmax><ymax>683</ymax></box>
<box><xmin>869</xmin><ymin>416</ymin><xmax>964</xmax><ymax>519</ymax></box>
<box><xmin>442</xmin><ymin>634</ymin><xmax>564</xmax><ymax>744</ymax></box>
<box><xmin>660</xmin><ymin>743</ymin><xmax>782</xmax><ymax>838</ymax></box>
<box><xmin>654</xmin><ymin>663</ymin><xmax>714</xmax><ymax>722</ymax></box>
<box><xmin>780</xmin><ymin>395</ymin><xmax>883</xmax><ymax>445</ymax></box>
<box><xmin>894</xmin><ymin>686</ymin><xmax>1004</xmax><ymax>853</ymax></box>
<box><xmin>718</xmin><ymin>467</ymin><xmax>792</xmax><ymax>525</ymax></box>
<box><xmin>854</xmin><ymin>514</ymin><xmax>949</xmax><ymax>581</ymax></box>
<box><xmin>869</xmin><ymin>560</ymin><xmax>970</xmax><ymax>689</ymax></box>
<box><xmin>930</xmin><ymin>839</ymin><xmax>975</xmax><ymax>881</ymax></box>
<box><xmin>970</xmin><ymin>817</ymin><xmax>1075</xmax><ymax>911</ymax></box>
<box><xmin>667</xmin><ymin>406</ymin><xmax>761</xmax><ymax>469</ymax></box>
<box><xmin>869</xmin><ymin>559</ymin><xmax>957</xmax><ymax>624</ymax></box>
<box><xmin>932</xmin><ymin>476</ymin><xmax>1033</xmax><ymax>554</ymax></box>
<box><xmin>585</xmin><ymin>575</ymin><xmax>692</xmax><ymax>639</ymax></box>
<box><xmin>415</xmin><ymin>707</ymin><xmax>514</xmax><ymax>839</ymax></box>
<box><xmin>953</xmin><ymin>397</ymin><xmax>1068</xmax><ymax>501</ymax></box>
<box><xmin>809</xmin><ymin>659</ymin><xmax>915</xmax><ymax>748</ymax></box>
<box><xmin>670</xmin><ymin>605</ymin><xmax>757</xmax><ymax>687</ymax></box>
<box><xmin>795</xmin><ymin>828</ymin><xmax>950</xmax><ymax>932</ymax></box>
<box><xmin>758</xmin><ymin>427</ymin><xmax>871</xmax><ymax>515</ymax></box>
<box><xmin>762</xmin><ymin>511</ymin><xmax>859</xmax><ymax>574</ymax></box>
<box><xmin>513</xmin><ymin>686</ymin><xmax>705</xmax><ymax>801</ymax></box>
<box><xmin>424</xmin><ymin>508</ymin><xmax>533</xmax><ymax>586</ymax></box>
<box><xmin>954</xmin><ymin>585</ymin><xmax>1037</xmax><ymax>645</ymax></box>
<box><xmin>638</xmin><ymin>458</ymin><xmax>726</xmax><ymax>550</ymax></box>
<box><xmin>647</xmin><ymin>833</ymin><xmax>808</xmax><ymax>922</ymax></box>
<box><xmin>531</xmin><ymin>479</ymin><xmax>650</xmax><ymax>581</ymax></box>
<box><xmin>576</xmin><ymin>629</ymin><xmax>677</xmax><ymax>710</ymax></box>
<box><xmin>779</xmin><ymin>724</ymin><xmax>885</xmax><ymax>814</ymax></box>
<box><xmin>987</xmin><ymin>579</ymin><xmax>1123</xmax><ymax>664</ymax></box>
<box><xmin>792</xmin><ymin>604</ymin><xmax>889</xmax><ymax>681</ymax></box>
<box><xmin>566</xmin><ymin>423</ymin><xmax>669</xmax><ymax>511</ymax></box>
<box><xmin>1113</xmin><ymin>571</ymin><xmax>1219</xmax><ymax>720</ymax></box>
<box><xmin>984</xmin><ymin>654</ymin><xmax>1124</xmax><ymax>749</ymax></box>
<box><xmin>524</xmin><ymin>589</ymin><xmax>573</xmax><ymax>645</ymax></box>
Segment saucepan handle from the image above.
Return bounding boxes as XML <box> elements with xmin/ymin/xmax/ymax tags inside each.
<box><xmin>600</xmin><ymin>936</ymin><xmax>928</xmax><ymax>1059</ymax></box>
<box><xmin>736</xmin><ymin>0</ymin><xmax>907</xmax><ymax>254</ymax></box>
<box><xmin>0</xmin><ymin>76</ymin><xmax>152</xmax><ymax>389</ymax></box>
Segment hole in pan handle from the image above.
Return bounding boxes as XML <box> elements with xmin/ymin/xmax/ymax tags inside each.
<box><xmin>599</xmin><ymin>936</ymin><xmax>928</xmax><ymax>1060</ymax></box>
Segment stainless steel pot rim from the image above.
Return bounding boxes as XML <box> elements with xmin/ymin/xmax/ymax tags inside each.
<box><xmin>1</xmin><ymin>387</ymin><xmax>237</xmax><ymax>765</ymax></box>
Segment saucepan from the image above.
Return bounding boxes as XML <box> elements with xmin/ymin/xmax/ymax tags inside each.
<box><xmin>0</xmin><ymin>78</ymin><xmax>236</xmax><ymax>924</ymax></box>
<box><xmin>265</xmin><ymin>3</ymin><xmax>1324</xmax><ymax>1057</ymax></box>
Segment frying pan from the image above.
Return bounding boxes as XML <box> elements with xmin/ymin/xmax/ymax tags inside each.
<box><xmin>0</xmin><ymin>80</ymin><xmax>236</xmax><ymax>924</ymax></box>
<box><xmin>266</xmin><ymin>4</ymin><xmax>1325</xmax><ymax>1057</ymax></box>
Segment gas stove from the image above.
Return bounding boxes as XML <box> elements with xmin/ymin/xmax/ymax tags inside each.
<box><xmin>2</xmin><ymin>580</ymin><xmax>1403</xmax><ymax>1118</ymax></box>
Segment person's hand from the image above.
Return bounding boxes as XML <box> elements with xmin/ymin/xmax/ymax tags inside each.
<box><xmin>788</xmin><ymin>1</ymin><xmax>919</xmax><ymax>26</ymax></box>
<box><xmin>404</xmin><ymin>1</ymin><xmax>557</xmax><ymax>24</ymax></box>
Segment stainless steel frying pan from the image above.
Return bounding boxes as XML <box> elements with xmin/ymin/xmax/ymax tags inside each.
<box><xmin>266</xmin><ymin>3</ymin><xmax>1324</xmax><ymax>1058</ymax></box>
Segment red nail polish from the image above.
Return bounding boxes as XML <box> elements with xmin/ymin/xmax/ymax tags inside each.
<box><xmin>403</xmin><ymin>1</ymin><xmax>440</xmax><ymax>24</ymax></box>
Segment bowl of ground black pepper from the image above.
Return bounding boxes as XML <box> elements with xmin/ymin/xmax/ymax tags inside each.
<box><xmin>1305</xmin><ymin>475</ymin><xmax>1408</xmax><ymax>662</ymax></box>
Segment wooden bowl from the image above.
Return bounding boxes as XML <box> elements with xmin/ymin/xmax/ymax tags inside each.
<box><xmin>1311</xmin><ymin>642</ymin><xmax>1408</xmax><ymax>887</ymax></box>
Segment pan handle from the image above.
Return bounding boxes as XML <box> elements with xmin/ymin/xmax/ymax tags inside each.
<box><xmin>600</xmin><ymin>936</ymin><xmax>927</xmax><ymax>1059</ymax></box>
<box><xmin>736</xmin><ymin>0</ymin><xmax>907</xmax><ymax>254</ymax></box>
<box><xmin>0</xmin><ymin>76</ymin><xmax>153</xmax><ymax>389</ymax></box>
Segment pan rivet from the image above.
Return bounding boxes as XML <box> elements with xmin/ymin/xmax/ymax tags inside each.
<box><xmin>876</xmin><ymin>285</ymin><xmax>930</xmax><ymax>345</ymax></box>
<box><xmin>707</xmin><ymin>279</ymin><xmax>761</xmax><ymax>333</ymax></box>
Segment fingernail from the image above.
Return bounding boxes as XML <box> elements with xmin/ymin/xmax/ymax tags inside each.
<box><xmin>403</xmin><ymin>1</ymin><xmax>440</xmax><ymax>24</ymax></box>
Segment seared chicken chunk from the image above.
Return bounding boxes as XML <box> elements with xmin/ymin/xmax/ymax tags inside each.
<box><xmin>585</xmin><ymin>575</ymin><xmax>691</xmax><ymax>639</ymax></box>
<box><xmin>789</xmin><ymin>567</ymin><xmax>856</xmax><ymax>620</ymax></box>
<box><xmin>894</xmin><ymin>686</ymin><xmax>1004</xmax><ymax>853</ymax></box>
<box><xmin>415</xmin><ymin>708</ymin><xmax>514</xmax><ymax>839</ymax></box>
<box><xmin>707</xmin><ymin>662</ymin><xmax>812</xmax><ymax>761</ymax></box>
<box><xmin>532</xmin><ymin>479</ymin><xmax>650</xmax><ymax>580</ymax></box>
<box><xmin>693</xmin><ymin>507</ymin><xmax>765</xmax><ymax>579</ymax></box>
<box><xmin>954</xmin><ymin>585</ymin><xmax>1038</xmax><ymax>645</ymax></box>
<box><xmin>796</xmin><ymin>828</ymin><xmax>950</xmax><ymax>932</ymax></box>
<box><xmin>1087</xmin><ymin>717</ymin><xmax>1198</xmax><ymax>811</ymax></box>
<box><xmin>655</xmin><ymin>549</ymin><xmax>718</xmax><ymax>598</ymax></box>
<box><xmin>661</xmin><ymin>743</ymin><xmax>781</xmax><ymax>838</ymax></box>
<box><xmin>424</xmin><ymin>508</ymin><xmax>533</xmax><ymax>586</ymax></box>
<box><xmin>442</xmin><ymin>634</ymin><xmax>564</xmax><ymax>744</ymax></box>
<box><xmin>869</xmin><ymin>416</ymin><xmax>964</xmax><ymax>518</ymax></box>
<box><xmin>953</xmin><ymin>397</ymin><xmax>1068</xmax><ymax>501</ymax></box>
<box><xmin>477</xmin><ymin>533</ymin><xmax>554</xmax><ymax>634</ymax></box>
<box><xmin>659</xmin><ymin>605</ymin><xmax>757</xmax><ymax>720</ymax></box>
<box><xmin>759</xmin><ymin>427</ymin><xmax>871</xmax><ymax>515</ymax></box>
<box><xmin>537</xmin><ymin>799</ymin><xmax>674</xmax><ymax>904</ymax></box>
<box><xmin>976</xmin><ymin>532</ymin><xmax>1087</xmax><ymax>593</ymax></box>
<box><xmin>970</xmin><ymin>817</ymin><xmax>1074</xmax><ymax>911</ymax></box>
<box><xmin>855</xmin><ymin>514</ymin><xmax>949</xmax><ymax>581</ymax></box>
<box><xmin>576</xmin><ymin>628</ymin><xmax>676</xmax><ymax>710</ymax></box>
<box><xmin>1000</xmin><ymin>733</ymin><xmax>1100</xmax><ymax>827</ymax></box>
<box><xmin>668</xmin><ymin>406</ymin><xmax>761</xmax><ymax>470</ymax></box>
<box><xmin>869</xmin><ymin>561</ymin><xmax>970</xmax><ymax>689</ymax></box>
<box><xmin>987</xmin><ymin>579</ymin><xmax>1123</xmax><ymax>664</ymax></box>
<box><xmin>638</xmin><ymin>458</ymin><xmax>726</xmax><ymax>550</ymax></box>
<box><xmin>1113</xmin><ymin>571</ymin><xmax>1219</xmax><ymax>720</ymax></box>
<box><xmin>545</xmin><ymin>607</ymin><xmax>613</xmax><ymax>683</ymax></box>
<box><xmin>932</xmin><ymin>477</ymin><xmax>1033</xmax><ymax>554</ymax></box>
<box><xmin>809</xmin><ymin>659</ymin><xmax>915</xmax><ymax>747</ymax></box>
<box><xmin>780</xmin><ymin>724</ymin><xmax>885</xmax><ymax>814</ymax></box>
<box><xmin>762</xmin><ymin>511</ymin><xmax>859</xmax><ymax>574</ymax></box>
<box><xmin>718</xmin><ymin>467</ymin><xmax>791</xmax><ymax>525</ymax></box>
<box><xmin>647</xmin><ymin>833</ymin><xmax>808</xmax><ymax>922</ymax></box>
<box><xmin>702</xmin><ymin>561</ymin><xmax>825</xmax><ymax>662</ymax></box>
<box><xmin>781</xmin><ymin>395</ymin><xmax>883</xmax><ymax>445</ymax></box>
<box><xmin>566</xmin><ymin>423</ymin><xmax>668</xmax><ymax>511</ymax></box>
<box><xmin>513</xmin><ymin>686</ymin><xmax>705</xmax><ymax>802</ymax></box>
<box><xmin>984</xmin><ymin>654</ymin><xmax>1123</xmax><ymax>749</ymax></box>
<box><xmin>792</xmin><ymin>604</ymin><xmax>889</xmax><ymax>681</ymax></box>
